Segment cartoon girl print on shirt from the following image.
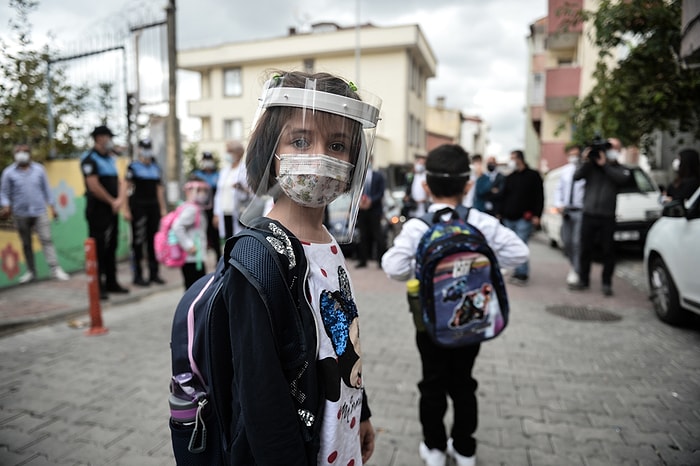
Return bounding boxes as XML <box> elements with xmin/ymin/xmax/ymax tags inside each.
<box><xmin>318</xmin><ymin>266</ymin><xmax>363</xmax><ymax>402</ymax></box>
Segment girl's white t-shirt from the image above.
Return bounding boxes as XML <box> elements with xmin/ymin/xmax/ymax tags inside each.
<box><xmin>302</xmin><ymin>238</ymin><xmax>364</xmax><ymax>466</ymax></box>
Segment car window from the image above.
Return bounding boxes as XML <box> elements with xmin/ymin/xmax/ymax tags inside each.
<box><xmin>619</xmin><ymin>167</ymin><xmax>657</xmax><ymax>194</ymax></box>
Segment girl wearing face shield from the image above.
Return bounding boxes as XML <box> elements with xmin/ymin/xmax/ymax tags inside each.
<box><xmin>219</xmin><ymin>71</ymin><xmax>381</xmax><ymax>465</ymax></box>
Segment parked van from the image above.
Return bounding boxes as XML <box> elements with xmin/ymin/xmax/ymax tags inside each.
<box><xmin>541</xmin><ymin>164</ymin><xmax>663</xmax><ymax>248</ymax></box>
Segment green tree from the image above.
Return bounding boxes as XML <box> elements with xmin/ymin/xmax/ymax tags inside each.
<box><xmin>0</xmin><ymin>0</ymin><xmax>90</xmax><ymax>168</ymax></box>
<box><xmin>569</xmin><ymin>0</ymin><xmax>700</xmax><ymax>149</ymax></box>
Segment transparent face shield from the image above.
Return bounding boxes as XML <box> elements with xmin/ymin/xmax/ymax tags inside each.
<box><xmin>240</xmin><ymin>75</ymin><xmax>381</xmax><ymax>243</ymax></box>
<box><xmin>184</xmin><ymin>180</ymin><xmax>212</xmax><ymax>209</ymax></box>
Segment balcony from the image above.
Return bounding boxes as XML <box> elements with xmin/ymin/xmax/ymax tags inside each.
<box><xmin>545</xmin><ymin>66</ymin><xmax>581</xmax><ymax>113</ymax></box>
<box><xmin>547</xmin><ymin>0</ymin><xmax>583</xmax><ymax>51</ymax></box>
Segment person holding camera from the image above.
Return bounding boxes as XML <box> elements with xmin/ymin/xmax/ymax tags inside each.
<box><xmin>553</xmin><ymin>144</ymin><xmax>585</xmax><ymax>286</ymax></box>
<box><xmin>570</xmin><ymin>137</ymin><xmax>631</xmax><ymax>296</ymax></box>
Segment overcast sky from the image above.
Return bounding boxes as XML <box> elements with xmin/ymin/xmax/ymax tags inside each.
<box><xmin>1</xmin><ymin>0</ymin><xmax>547</xmax><ymax>159</ymax></box>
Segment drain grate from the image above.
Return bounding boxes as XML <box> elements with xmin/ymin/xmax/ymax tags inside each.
<box><xmin>545</xmin><ymin>305</ymin><xmax>622</xmax><ymax>322</ymax></box>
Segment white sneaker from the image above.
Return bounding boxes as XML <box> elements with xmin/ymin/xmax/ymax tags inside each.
<box><xmin>18</xmin><ymin>271</ymin><xmax>35</xmax><ymax>284</ymax></box>
<box><xmin>419</xmin><ymin>442</ymin><xmax>447</xmax><ymax>466</ymax></box>
<box><xmin>52</xmin><ymin>267</ymin><xmax>70</xmax><ymax>281</ymax></box>
<box><xmin>566</xmin><ymin>269</ymin><xmax>579</xmax><ymax>285</ymax></box>
<box><xmin>447</xmin><ymin>438</ymin><xmax>476</xmax><ymax>466</ymax></box>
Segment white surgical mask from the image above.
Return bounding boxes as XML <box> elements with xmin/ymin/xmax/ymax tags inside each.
<box><xmin>606</xmin><ymin>149</ymin><xmax>620</xmax><ymax>161</ymax></box>
<box><xmin>195</xmin><ymin>193</ymin><xmax>209</xmax><ymax>205</ymax></box>
<box><xmin>105</xmin><ymin>140</ymin><xmax>115</xmax><ymax>152</ymax></box>
<box><xmin>202</xmin><ymin>160</ymin><xmax>216</xmax><ymax>170</ymax></box>
<box><xmin>141</xmin><ymin>149</ymin><xmax>153</xmax><ymax>159</ymax></box>
<box><xmin>14</xmin><ymin>151</ymin><xmax>30</xmax><ymax>165</ymax></box>
<box><xmin>276</xmin><ymin>154</ymin><xmax>354</xmax><ymax>208</ymax></box>
<box><xmin>508</xmin><ymin>160</ymin><xmax>517</xmax><ymax>170</ymax></box>
<box><xmin>568</xmin><ymin>155</ymin><xmax>580</xmax><ymax>164</ymax></box>
<box><xmin>223</xmin><ymin>154</ymin><xmax>233</xmax><ymax>165</ymax></box>
<box><xmin>414</xmin><ymin>163</ymin><xmax>425</xmax><ymax>174</ymax></box>
<box><xmin>671</xmin><ymin>158</ymin><xmax>680</xmax><ymax>172</ymax></box>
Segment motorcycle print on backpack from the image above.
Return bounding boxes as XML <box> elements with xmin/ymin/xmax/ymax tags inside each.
<box><xmin>415</xmin><ymin>206</ymin><xmax>509</xmax><ymax>348</ymax></box>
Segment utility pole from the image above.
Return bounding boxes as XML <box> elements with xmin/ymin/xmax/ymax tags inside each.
<box><xmin>166</xmin><ymin>0</ymin><xmax>181</xmax><ymax>203</ymax></box>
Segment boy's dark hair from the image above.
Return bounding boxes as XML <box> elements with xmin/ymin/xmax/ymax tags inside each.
<box><xmin>246</xmin><ymin>70</ymin><xmax>363</xmax><ymax>193</ymax></box>
<box><xmin>471</xmin><ymin>154</ymin><xmax>482</xmax><ymax>163</ymax></box>
<box><xmin>425</xmin><ymin>144</ymin><xmax>471</xmax><ymax>198</ymax></box>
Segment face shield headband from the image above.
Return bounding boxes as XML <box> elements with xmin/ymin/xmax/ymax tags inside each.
<box><xmin>241</xmin><ymin>75</ymin><xmax>382</xmax><ymax>244</ymax></box>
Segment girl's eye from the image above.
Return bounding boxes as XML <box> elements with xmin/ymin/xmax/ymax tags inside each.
<box><xmin>329</xmin><ymin>142</ymin><xmax>346</xmax><ymax>153</ymax></box>
<box><xmin>291</xmin><ymin>138</ymin><xmax>310</xmax><ymax>150</ymax></box>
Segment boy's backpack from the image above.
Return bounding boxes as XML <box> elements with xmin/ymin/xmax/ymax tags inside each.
<box><xmin>415</xmin><ymin>206</ymin><xmax>509</xmax><ymax>348</ymax></box>
<box><xmin>154</xmin><ymin>203</ymin><xmax>199</xmax><ymax>268</ymax></box>
<box><xmin>169</xmin><ymin>225</ymin><xmax>318</xmax><ymax>464</ymax></box>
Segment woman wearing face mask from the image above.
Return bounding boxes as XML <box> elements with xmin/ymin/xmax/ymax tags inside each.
<box><xmin>171</xmin><ymin>176</ymin><xmax>210</xmax><ymax>289</ymax></box>
<box><xmin>217</xmin><ymin>71</ymin><xmax>381</xmax><ymax>465</ymax></box>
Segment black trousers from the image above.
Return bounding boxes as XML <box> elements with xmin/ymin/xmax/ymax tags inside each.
<box><xmin>88</xmin><ymin>211</ymin><xmax>119</xmax><ymax>288</ymax></box>
<box><xmin>356</xmin><ymin>208</ymin><xmax>385</xmax><ymax>264</ymax></box>
<box><xmin>130</xmin><ymin>202</ymin><xmax>161</xmax><ymax>280</ymax></box>
<box><xmin>579</xmin><ymin>214</ymin><xmax>616</xmax><ymax>286</ymax></box>
<box><xmin>204</xmin><ymin>208</ymin><xmax>221</xmax><ymax>260</ymax></box>
<box><xmin>416</xmin><ymin>331</ymin><xmax>480</xmax><ymax>457</ymax></box>
<box><xmin>181</xmin><ymin>262</ymin><xmax>206</xmax><ymax>290</ymax></box>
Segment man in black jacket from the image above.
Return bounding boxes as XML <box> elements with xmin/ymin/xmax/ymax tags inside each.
<box><xmin>500</xmin><ymin>150</ymin><xmax>544</xmax><ymax>285</ymax></box>
<box><xmin>570</xmin><ymin>138</ymin><xmax>631</xmax><ymax>296</ymax></box>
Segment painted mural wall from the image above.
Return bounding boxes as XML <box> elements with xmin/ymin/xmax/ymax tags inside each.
<box><xmin>0</xmin><ymin>158</ymin><xmax>131</xmax><ymax>288</ymax></box>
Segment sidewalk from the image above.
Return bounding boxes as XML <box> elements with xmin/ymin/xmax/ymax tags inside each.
<box><xmin>0</xmin><ymin>257</ymin><xmax>210</xmax><ymax>337</ymax></box>
<box><xmin>0</xmin><ymin>234</ymin><xmax>698</xmax><ymax>466</ymax></box>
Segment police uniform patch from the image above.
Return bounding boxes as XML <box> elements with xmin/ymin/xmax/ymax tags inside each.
<box><xmin>82</xmin><ymin>164</ymin><xmax>93</xmax><ymax>175</ymax></box>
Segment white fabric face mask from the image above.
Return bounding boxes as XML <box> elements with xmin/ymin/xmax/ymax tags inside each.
<box><xmin>606</xmin><ymin>149</ymin><xmax>620</xmax><ymax>161</ymax></box>
<box><xmin>671</xmin><ymin>158</ymin><xmax>680</xmax><ymax>172</ymax></box>
<box><xmin>276</xmin><ymin>154</ymin><xmax>354</xmax><ymax>208</ymax></box>
<box><xmin>14</xmin><ymin>151</ymin><xmax>30</xmax><ymax>165</ymax></box>
<box><xmin>507</xmin><ymin>160</ymin><xmax>517</xmax><ymax>170</ymax></box>
<box><xmin>568</xmin><ymin>155</ymin><xmax>580</xmax><ymax>164</ymax></box>
<box><xmin>414</xmin><ymin>163</ymin><xmax>425</xmax><ymax>174</ymax></box>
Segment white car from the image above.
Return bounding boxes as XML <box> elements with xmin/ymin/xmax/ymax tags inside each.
<box><xmin>541</xmin><ymin>165</ymin><xmax>662</xmax><ymax>248</ymax></box>
<box><xmin>643</xmin><ymin>187</ymin><xmax>700</xmax><ymax>324</ymax></box>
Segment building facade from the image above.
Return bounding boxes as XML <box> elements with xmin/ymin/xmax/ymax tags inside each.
<box><xmin>525</xmin><ymin>0</ymin><xmax>600</xmax><ymax>172</ymax></box>
<box><xmin>178</xmin><ymin>23</ymin><xmax>437</xmax><ymax>170</ymax></box>
<box><xmin>425</xmin><ymin>96</ymin><xmax>488</xmax><ymax>158</ymax></box>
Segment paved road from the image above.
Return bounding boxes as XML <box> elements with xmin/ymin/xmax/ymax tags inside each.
<box><xmin>0</xmin><ymin>233</ymin><xmax>698</xmax><ymax>465</ymax></box>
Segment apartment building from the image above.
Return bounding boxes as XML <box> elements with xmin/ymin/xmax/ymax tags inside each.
<box><xmin>178</xmin><ymin>22</ymin><xmax>437</xmax><ymax>170</ymax></box>
<box><xmin>425</xmin><ymin>96</ymin><xmax>488</xmax><ymax>157</ymax></box>
<box><xmin>525</xmin><ymin>0</ymin><xmax>600</xmax><ymax>172</ymax></box>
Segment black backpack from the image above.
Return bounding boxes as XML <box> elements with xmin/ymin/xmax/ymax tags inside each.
<box><xmin>168</xmin><ymin>223</ymin><xmax>318</xmax><ymax>464</ymax></box>
<box><xmin>415</xmin><ymin>206</ymin><xmax>510</xmax><ymax>347</ymax></box>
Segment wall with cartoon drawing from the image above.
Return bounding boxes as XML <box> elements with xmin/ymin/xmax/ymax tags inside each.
<box><xmin>0</xmin><ymin>158</ymin><xmax>131</xmax><ymax>288</ymax></box>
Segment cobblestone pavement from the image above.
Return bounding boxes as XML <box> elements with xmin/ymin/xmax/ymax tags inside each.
<box><xmin>0</xmin><ymin>233</ymin><xmax>698</xmax><ymax>465</ymax></box>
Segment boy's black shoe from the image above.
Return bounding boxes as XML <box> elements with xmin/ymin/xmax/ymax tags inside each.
<box><xmin>356</xmin><ymin>262</ymin><xmax>367</xmax><ymax>268</ymax></box>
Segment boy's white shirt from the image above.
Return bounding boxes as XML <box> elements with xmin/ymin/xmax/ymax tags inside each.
<box><xmin>381</xmin><ymin>202</ymin><xmax>529</xmax><ymax>281</ymax></box>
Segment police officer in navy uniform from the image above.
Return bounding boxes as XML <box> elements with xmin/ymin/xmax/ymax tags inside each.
<box><xmin>191</xmin><ymin>151</ymin><xmax>221</xmax><ymax>260</ymax></box>
<box><xmin>123</xmin><ymin>139</ymin><xmax>167</xmax><ymax>287</ymax></box>
<box><xmin>81</xmin><ymin>125</ymin><xmax>129</xmax><ymax>299</ymax></box>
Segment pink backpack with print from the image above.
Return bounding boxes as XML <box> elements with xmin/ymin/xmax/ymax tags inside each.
<box><xmin>154</xmin><ymin>203</ymin><xmax>200</xmax><ymax>268</ymax></box>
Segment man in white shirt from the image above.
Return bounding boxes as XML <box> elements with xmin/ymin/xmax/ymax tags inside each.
<box><xmin>553</xmin><ymin>144</ymin><xmax>585</xmax><ymax>285</ymax></box>
<box><xmin>213</xmin><ymin>140</ymin><xmax>250</xmax><ymax>240</ymax></box>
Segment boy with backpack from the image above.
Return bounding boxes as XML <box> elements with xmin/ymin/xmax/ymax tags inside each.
<box><xmin>381</xmin><ymin>144</ymin><xmax>529</xmax><ymax>466</ymax></box>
